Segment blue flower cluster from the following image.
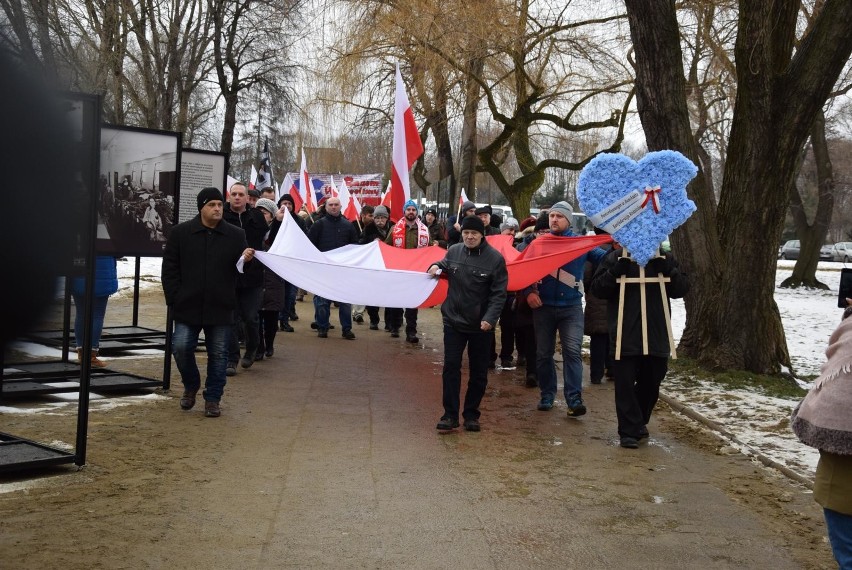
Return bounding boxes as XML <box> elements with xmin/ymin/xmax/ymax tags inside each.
<box><xmin>576</xmin><ymin>150</ymin><xmax>698</xmax><ymax>266</ymax></box>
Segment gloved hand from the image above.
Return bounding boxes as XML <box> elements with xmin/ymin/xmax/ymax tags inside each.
<box><xmin>609</xmin><ymin>257</ymin><xmax>632</xmax><ymax>277</ymax></box>
<box><xmin>647</xmin><ymin>255</ymin><xmax>675</xmax><ymax>276</ymax></box>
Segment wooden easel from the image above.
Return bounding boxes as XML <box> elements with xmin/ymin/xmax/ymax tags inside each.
<box><xmin>614</xmin><ymin>248</ymin><xmax>677</xmax><ymax>360</ymax></box>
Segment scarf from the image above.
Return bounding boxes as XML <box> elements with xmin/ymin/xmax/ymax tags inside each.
<box><xmin>791</xmin><ymin>315</ymin><xmax>852</xmax><ymax>455</ymax></box>
<box><xmin>391</xmin><ymin>217</ymin><xmax>430</xmax><ymax>249</ymax></box>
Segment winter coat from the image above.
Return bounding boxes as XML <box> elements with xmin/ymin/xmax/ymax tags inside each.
<box><xmin>427</xmin><ymin>221</ymin><xmax>447</xmax><ymax>248</ymax></box>
<box><xmin>433</xmin><ymin>240</ymin><xmax>508</xmax><ymax>333</ymax></box>
<box><xmin>71</xmin><ymin>256</ymin><xmax>118</xmax><ymax>298</ymax></box>
<box><xmin>792</xmin><ymin>315</ymin><xmax>852</xmax><ymax>514</ymax></box>
<box><xmin>223</xmin><ymin>204</ymin><xmax>267</xmax><ymax>288</ymax></box>
<box><xmin>590</xmin><ymin>247</ymin><xmax>689</xmax><ymax>358</ymax></box>
<box><xmin>359</xmin><ymin>222</ymin><xmax>391</xmax><ymax>244</ymax></box>
<box><xmin>161</xmin><ymin>215</ymin><xmax>248</xmax><ymax>326</ymax></box>
<box><xmin>308</xmin><ymin>212</ymin><xmax>358</xmax><ymax>252</ymax></box>
<box><xmin>523</xmin><ymin>228</ymin><xmax>607</xmax><ymax>308</ymax></box>
<box><xmin>583</xmin><ymin>249</ymin><xmax>611</xmax><ymax>335</ymax></box>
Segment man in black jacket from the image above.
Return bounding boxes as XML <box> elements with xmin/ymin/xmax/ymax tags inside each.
<box><xmin>162</xmin><ymin>187</ymin><xmax>253</xmax><ymax>418</ymax></box>
<box><xmin>590</xmin><ymin>248</ymin><xmax>689</xmax><ymax>448</ymax></box>
<box><xmin>307</xmin><ymin>196</ymin><xmax>359</xmax><ymax>339</ymax></box>
<box><xmin>427</xmin><ymin>216</ymin><xmax>508</xmax><ymax>432</ymax></box>
<box><xmin>223</xmin><ymin>182</ymin><xmax>268</xmax><ymax>372</ymax></box>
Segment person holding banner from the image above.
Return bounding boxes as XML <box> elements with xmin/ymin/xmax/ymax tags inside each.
<box><xmin>590</xmin><ymin>247</ymin><xmax>689</xmax><ymax>448</ymax></box>
<box><xmin>522</xmin><ymin>201</ymin><xmax>608</xmax><ymax>417</ymax></box>
<box><xmin>428</xmin><ymin>215</ymin><xmax>508</xmax><ymax>432</ymax></box>
<box><xmin>385</xmin><ymin>200</ymin><xmax>430</xmax><ymax>342</ymax></box>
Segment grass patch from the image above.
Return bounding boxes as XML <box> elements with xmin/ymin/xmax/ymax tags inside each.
<box><xmin>668</xmin><ymin>357</ymin><xmax>807</xmax><ymax>400</ymax></box>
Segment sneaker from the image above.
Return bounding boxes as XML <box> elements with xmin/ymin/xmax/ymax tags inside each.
<box><xmin>353</xmin><ymin>314</ymin><xmax>364</xmax><ymax>324</ymax></box>
<box><xmin>369</xmin><ymin>323</ymin><xmax>379</xmax><ymax>330</ymax></box>
<box><xmin>500</xmin><ymin>357</ymin><xmax>513</xmax><ymax>367</ymax></box>
<box><xmin>281</xmin><ymin>324</ymin><xmax>295</xmax><ymax>332</ymax></box>
<box><xmin>240</xmin><ymin>356</ymin><xmax>254</xmax><ymax>369</ymax></box>
<box><xmin>390</xmin><ymin>329</ymin><xmax>400</xmax><ymax>338</ymax></box>
<box><xmin>405</xmin><ymin>334</ymin><xmax>419</xmax><ymax>344</ymax></box>
<box><xmin>436</xmin><ymin>416</ymin><xmax>460</xmax><ymax>430</ymax></box>
<box><xmin>342</xmin><ymin>329</ymin><xmax>356</xmax><ymax>340</ymax></box>
<box><xmin>566</xmin><ymin>398</ymin><xmax>587</xmax><ymax>417</ymax></box>
<box><xmin>620</xmin><ymin>436</ymin><xmax>639</xmax><ymax>449</ymax></box>
<box><xmin>525</xmin><ymin>374</ymin><xmax>538</xmax><ymax>388</ymax></box>
<box><xmin>463</xmin><ymin>418</ymin><xmax>481</xmax><ymax>432</ymax></box>
<box><xmin>226</xmin><ymin>364</ymin><xmax>237</xmax><ymax>376</ymax></box>
<box><xmin>318</xmin><ymin>330</ymin><xmax>328</xmax><ymax>338</ymax></box>
<box><xmin>537</xmin><ymin>398</ymin><xmax>554</xmax><ymax>411</ymax></box>
<box><xmin>639</xmin><ymin>426</ymin><xmax>649</xmax><ymax>440</ymax></box>
<box><xmin>179</xmin><ymin>391</ymin><xmax>197</xmax><ymax>410</ymax></box>
<box><xmin>204</xmin><ymin>401</ymin><xmax>221</xmax><ymax>418</ymax></box>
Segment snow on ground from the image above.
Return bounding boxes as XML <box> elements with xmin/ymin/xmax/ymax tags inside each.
<box><xmin>665</xmin><ymin>260</ymin><xmax>846</xmax><ymax>481</ymax></box>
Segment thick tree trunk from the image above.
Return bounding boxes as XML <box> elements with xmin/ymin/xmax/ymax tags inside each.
<box><xmin>624</xmin><ymin>0</ymin><xmax>724</xmax><ymax>363</ymax></box>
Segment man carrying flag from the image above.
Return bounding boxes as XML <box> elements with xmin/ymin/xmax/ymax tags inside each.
<box><xmin>389</xmin><ymin>63</ymin><xmax>424</xmax><ymax>221</ymax></box>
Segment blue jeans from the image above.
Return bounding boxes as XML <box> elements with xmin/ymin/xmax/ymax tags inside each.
<box><xmin>533</xmin><ymin>304</ymin><xmax>584</xmax><ymax>403</ymax></box>
<box><xmin>72</xmin><ymin>294</ymin><xmax>110</xmax><ymax>349</ymax></box>
<box><xmin>172</xmin><ymin>322</ymin><xmax>230</xmax><ymax>402</ymax></box>
<box><xmin>228</xmin><ymin>286</ymin><xmax>262</xmax><ymax>363</ymax></box>
<box><xmin>313</xmin><ymin>295</ymin><xmax>352</xmax><ymax>332</ymax></box>
<box><xmin>442</xmin><ymin>325</ymin><xmax>491</xmax><ymax>421</ymax></box>
<box><xmin>825</xmin><ymin>508</ymin><xmax>852</xmax><ymax>569</ymax></box>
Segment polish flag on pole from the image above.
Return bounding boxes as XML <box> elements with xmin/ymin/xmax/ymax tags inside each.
<box><xmin>280</xmin><ymin>172</ymin><xmax>302</xmax><ymax>212</ymax></box>
<box><xmin>456</xmin><ymin>187</ymin><xmax>470</xmax><ymax>218</ymax></box>
<box><xmin>381</xmin><ymin>181</ymin><xmax>393</xmax><ymax>210</ymax></box>
<box><xmin>339</xmin><ymin>178</ymin><xmax>361</xmax><ymax>222</ymax></box>
<box><xmin>329</xmin><ymin>175</ymin><xmax>340</xmax><ymax>199</ymax></box>
<box><xmin>249</xmin><ymin>164</ymin><xmax>258</xmax><ymax>190</ymax></box>
<box><xmin>301</xmin><ymin>148</ymin><xmax>317</xmax><ymax>214</ymax></box>
<box><xmin>389</xmin><ymin>63</ymin><xmax>424</xmax><ymax>220</ymax></box>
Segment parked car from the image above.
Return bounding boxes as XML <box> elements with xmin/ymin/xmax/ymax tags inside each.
<box><xmin>833</xmin><ymin>242</ymin><xmax>852</xmax><ymax>262</ymax></box>
<box><xmin>779</xmin><ymin>240</ymin><xmax>833</xmax><ymax>261</ymax></box>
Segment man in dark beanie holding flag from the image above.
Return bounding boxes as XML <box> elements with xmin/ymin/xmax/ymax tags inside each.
<box><xmin>162</xmin><ymin>187</ymin><xmax>254</xmax><ymax>418</ymax></box>
<box><xmin>427</xmin><ymin>215</ymin><xmax>508</xmax><ymax>432</ymax></box>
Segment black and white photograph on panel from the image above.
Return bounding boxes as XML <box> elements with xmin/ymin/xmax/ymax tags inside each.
<box><xmin>178</xmin><ymin>149</ymin><xmax>227</xmax><ymax>225</ymax></box>
<box><xmin>99</xmin><ymin>125</ymin><xmax>182</xmax><ymax>256</ymax></box>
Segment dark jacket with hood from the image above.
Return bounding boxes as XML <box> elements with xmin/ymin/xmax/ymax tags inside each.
<box><xmin>433</xmin><ymin>239</ymin><xmax>508</xmax><ymax>333</ymax></box>
<box><xmin>162</xmin><ymin>215</ymin><xmax>248</xmax><ymax>326</ymax></box>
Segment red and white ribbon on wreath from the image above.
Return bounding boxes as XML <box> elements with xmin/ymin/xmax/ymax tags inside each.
<box><xmin>641</xmin><ymin>185</ymin><xmax>661</xmax><ymax>214</ymax></box>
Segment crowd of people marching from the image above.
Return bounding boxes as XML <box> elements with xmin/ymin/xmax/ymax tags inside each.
<box><xmin>160</xmin><ymin>182</ymin><xmax>689</xmax><ymax>452</ymax></box>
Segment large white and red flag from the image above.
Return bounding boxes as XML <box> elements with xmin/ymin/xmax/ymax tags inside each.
<box><xmin>301</xmin><ymin>148</ymin><xmax>317</xmax><ymax>213</ymax></box>
<box><xmin>279</xmin><ymin>172</ymin><xmax>302</xmax><ymax>211</ymax></box>
<box><xmin>389</xmin><ymin>64</ymin><xmax>424</xmax><ymax>220</ymax></box>
<box><xmin>247</xmin><ymin>212</ymin><xmax>612</xmax><ymax>308</ymax></box>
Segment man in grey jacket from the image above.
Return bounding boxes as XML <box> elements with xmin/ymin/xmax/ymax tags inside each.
<box><xmin>428</xmin><ymin>216</ymin><xmax>508</xmax><ymax>432</ymax></box>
